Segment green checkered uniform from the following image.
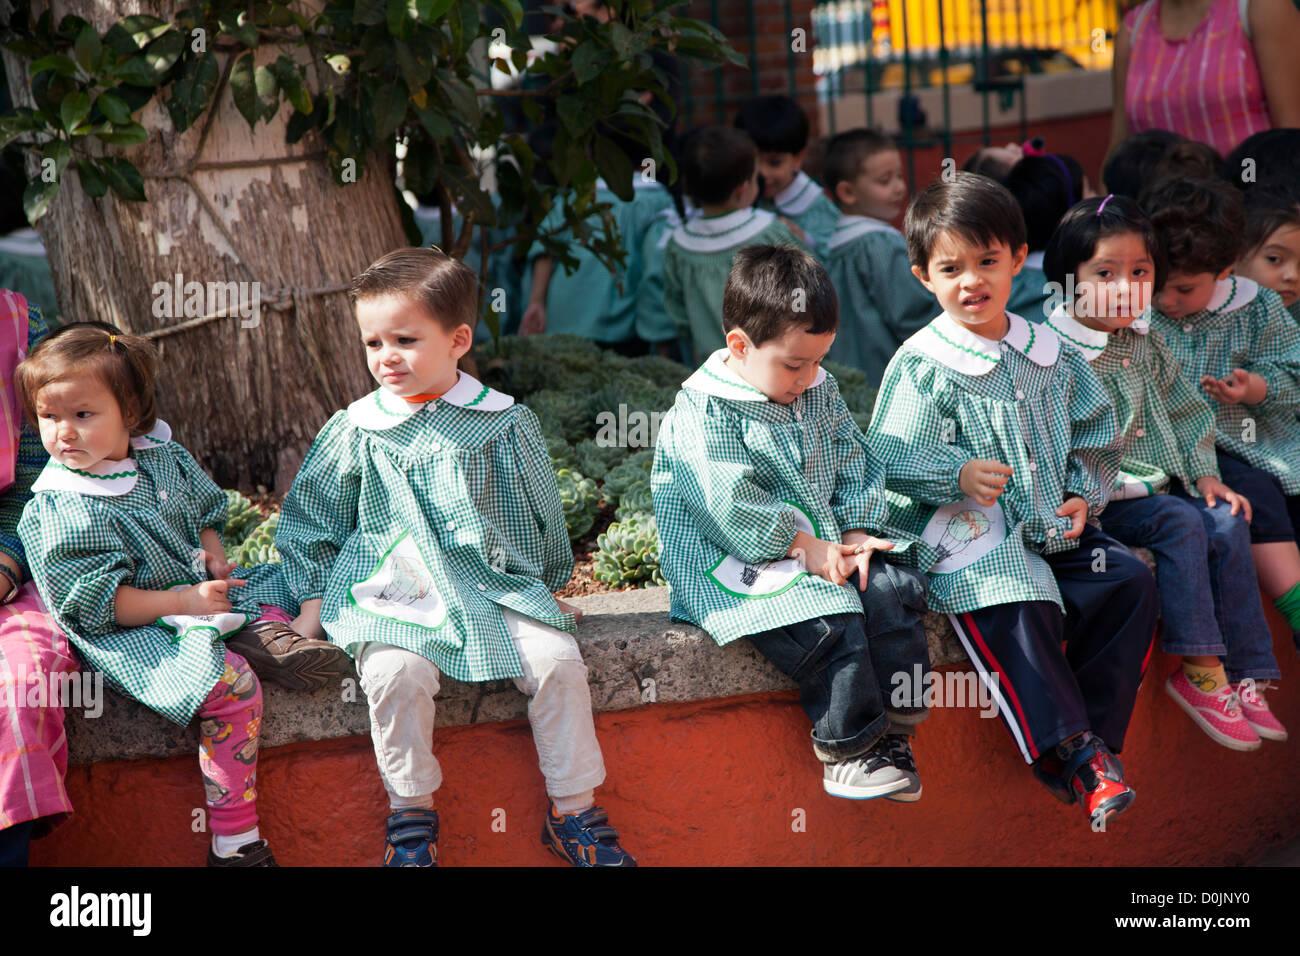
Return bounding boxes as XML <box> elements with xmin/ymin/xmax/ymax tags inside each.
<box><xmin>1148</xmin><ymin>277</ymin><xmax>1300</xmax><ymax>494</ymax></box>
<box><xmin>866</xmin><ymin>312</ymin><xmax>1122</xmax><ymax>614</ymax></box>
<box><xmin>275</xmin><ymin>377</ymin><xmax>575</xmax><ymax>682</ymax></box>
<box><xmin>761</xmin><ymin>171</ymin><xmax>840</xmax><ymax>261</ymax></box>
<box><xmin>1045</xmin><ymin>306</ymin><xmax>1219</xmax><ymax>497</ymax></box>
<box><xmin>17</xmin><ymin>424</ymin><xmax>296</xmax><ymax>725</ymax></box>
<box><xmin>662</xmin><ymin>208</ymin><xmax>800</xmax><ymax>363</ymax></box>
<box><xmin>651</xmin><ymin>350</ymin><xmax>918</xmax><ymax>646</ymax></box>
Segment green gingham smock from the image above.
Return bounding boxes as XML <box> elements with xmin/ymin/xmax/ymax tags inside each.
<box><xmin>1148</xmin><ymin>277</ymin><xmax>1300</xmax><ymax>494</ymax></box>
<box><xmin>1045</xmin><ymin>304</ymin><xmax>1219</xmax><ymax>499</ymax></box>
<box><xmin>651</xmin><ymin>350</ymin><xmax>917</xmax><ymax>646</ymax></box>
<box><xmin>17</xmin><ymin>421</ymin><xmax>296</xmax><ymax>725</ymax></box>
<box><xmin>662</xmin><ymin>207</ymin><xmax>800</xmax><ymax>363</ymax></box>
<box><xmin>764</xmin><ymin>171</ymin><xmax>840</xmax><ymax>261</ymax></box>
<box><xmin>866</xmin><ymin>311</ymin><xmax>1122</xmax><ymax>614</ymax></box>
<box><xmin>824</xmin><ymin>214</ymin><xmax>939</xmax><ymax>386</ymax></box>
<box><xmin>275</xmin><ymin>372</ymin><xmax>575</xmax><ymax>682</ymax></box>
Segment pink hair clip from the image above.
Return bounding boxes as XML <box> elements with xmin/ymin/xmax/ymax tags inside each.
<box><xmin>1097</xmin><ymin>193</ymin><xmax>1115</xmax><ymax>215</ymax></box>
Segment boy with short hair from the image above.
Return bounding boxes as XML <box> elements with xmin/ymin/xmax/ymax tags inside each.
<box><xmin>735</xmin><ymin>94</ymin><xmax>839</xmax><ymax>258</ymax></box>
<box><xmin>653</xmin><ymin>244</ymin><xmax>933</xmax><ymax>801</ymax></box>
<box><xmin>867</xmin><ymin>172</ymin><xmax>1159</xmax><ymax>828</ymax></box>
<box><xmin>820</xmin><ymin>128</ymin><xmax>938</xmax><ymax>385</ymax></box>
<box><xmin>662</xmin><ymin>127</ymin><xmax>800</xmax><ymax>363</ymax></box>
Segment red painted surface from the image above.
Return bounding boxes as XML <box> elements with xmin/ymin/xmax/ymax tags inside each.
<box><xmin>32</xmin><ymin>613</ymin><xmax>1298</xmax><ymax>867</ymax></box>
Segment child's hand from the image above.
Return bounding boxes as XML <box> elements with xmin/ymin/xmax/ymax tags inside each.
<box><xmin>838</xmin><ymin>532</ymin><xmax>895</xmax><ymax>590</ymax></box>
<box><xmin>1195</xmin><ymin>476</ymin><xmax>1252</xmax><ymax>522</ymax></box>
<box><xmin>790</xmin><ymin>532</ymin><xmax>857</xmax><ymax>587</ymax></box>
<box><xmin>182</xmin><ymin>578</ymin><xmax>246</xmax><ymax>615</ymax></box>
<box><xmin>555</xmin><ymin>598</ymin><xmax>584</xmax><ymax>623</ymax></box>
<box><xmin>1055</xmin><ymin>495</ymin><xmax>1088</xmax><ymax>539</ymax></box>
<box><xmin>959</xmin><ymin>459</ymin><xmax>1013</xmax><ymax>506</ymax></box>
<box><xmin>204</xmin><ymin>550</ymin><xmax>237</xmax><ymax>581</ymax></box>
<box><xmin>1201</xmin><ymin>369</ymin><xmax>1266</xmax><ymax>406</ymax></box>
<box><xmin>520</xmin><ymin>302</ymin><xmax>547</xmax><ymax>336</ymax></box>
<box><xmin>292</xmin><ymin>599</ymin><xmax>325</xmax><ymax>641</ymax></box>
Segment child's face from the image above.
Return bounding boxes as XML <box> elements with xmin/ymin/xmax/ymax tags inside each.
<box><xmin>1236</xmin><ymin>224</ymin><xmax>1300</xmax><ymax>307</ymax></box>
<box><xmin>1153</xmin><ymin>268</ymin><xmax>1230</xmax><ymax>319</ymax></box>
<box><xmin>724</xmin><ymin>323</ymin><xmax>836</xmax><ymax>404</ymax></box>
<box><xmin>757</xmin><ymin>151</ymin><xmax>804</xmax><ymax>198</ymax></box>
<box><xmin>912</xmin><ymin>230</ymin><xmax>1027</xmax><ymax>338</ymax></box>
<box><xmin>356</xmin><ymin>294</ymin><xmax>472</xmax><ymax>398</ymax></box>
<box><xmin>839</xmin><ymin>149</ymin><xmax>907</xmax><ymax>221</ymax></box>
<box><xmin>1070</xmin><ymin>232</ymin><xmax>1156</xmax><ymax>332</ymax></box>
<box><xmin>35</xmin><ymin>375</ymin><xmax>132</xmax><ymax>470</ymax></box>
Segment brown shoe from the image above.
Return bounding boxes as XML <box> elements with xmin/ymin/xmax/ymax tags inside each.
<box><xmin>226</xmin><ymin>619</ymin><xmax>353</xmax><ymax>692</ymax></box>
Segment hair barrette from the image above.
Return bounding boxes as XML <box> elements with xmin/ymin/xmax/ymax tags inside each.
<box><xmin>1097</xmin><ymin>193</ymin><xmax>1115</xmax><ymax>216</ymax></box>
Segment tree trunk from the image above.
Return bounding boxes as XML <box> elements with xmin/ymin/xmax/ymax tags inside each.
<box><xmin>3</xmin><ymin>1</ymin><xmax>407</xmax><ymax>492</ymax></box>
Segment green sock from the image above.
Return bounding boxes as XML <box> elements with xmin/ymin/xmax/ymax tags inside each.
<box><xmin>1276</xmin><ymin>581</ymin><xmax>1300</xmax><ymax>631</ymax></box>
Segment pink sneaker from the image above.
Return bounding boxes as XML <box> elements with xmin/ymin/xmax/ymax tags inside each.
<box><xmin>1236</xmin><ymin>680</ymin><xmax>1289</xmax><ymax>742</ymax></box>
<box><xmin>1164</xmin><ymin>670</ymin><xmax>1261</xmax><ymax>751</ymax></box>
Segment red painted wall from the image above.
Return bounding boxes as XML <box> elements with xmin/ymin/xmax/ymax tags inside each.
<box><xmin>32</xmin><ymin>612</ymin><xmax>1298</xmax><ymax>867</ymax></box>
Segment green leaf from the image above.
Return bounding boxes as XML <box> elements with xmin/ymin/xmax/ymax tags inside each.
<box><xmin>571</xmin><ymin>41</ymin><xmax>611</xmax><ymax>84</ymax></box>
<box><xmin>22</xmin><ymin>178</ymin><xmax>59</xmax><ymax>224</ymax></box>
<box><xmin>482</xmin><ymin>0</ymin><xmax>524</xmax><ymax>28</ymax></box>
<box><xmin>395</xmin><ymin>42</ymin><xmax>432</xmax><ymax>91</ymax></box>
<box><xmin>94</xmin><ymin>122</ymin><xmax>148</xmax><ymax>146</ymax></box>
<box><xmin>285</xmin><ymin>105</ymin><xmax>318</xmax><ymax>144</ymax></box>
<box><xmin>370</xmin><ymin>78</ymin><xmax>409</xmax><ymax>141</ymax></box>
<box><xmin>413</xmin><ymin>104</ymin><xmax>452</xmax><ymax>140</ymax></box>
<box><xmin>165</xmin><ymin>51</ymin><xmax>219</xmax><ymax>132</ymax></box>
<box><xmin>353</xmin><ymin>0</ymin><xmax>387</xmax><ymax>26</ymax></box>
<box><xmin>274</xmin><ymin>56</ymin><xmax>313</xmax><ymax>115</ymax></box>
<box><xmin>594</xmin><ymin>135</ymin><xmax>634</xmax><ymax>201</ymax></box>
<box><xmin>108</xmin><ymin>84</ymin><xmax>156</xmax><ymax>112</ymax></box>
<box><xmin>255</xmin><ymin>65</ymin><xmax>280</xmax><ymax>121</ymax></box>
<box><xmin>0</xmin><ymin>110</ymin><xmax>48</xmax><ymax>150</ymax></box>
<box><xmin>435</xmin><ymin>70</ymin><xmax>479</xmax><ymax>127</ymax></box>
<box><xmin>234</xmin><ymin>13</ymin><xmax>259</xmax><ymax>48</ymax></box>
<box><xmin>448</xmin><ymin>2</ymin><xmax>478</xmax><ymax>57</ymax></box>
<box><xmin>59</xmin><ymin>92</ymin><xmax>91</xmax><ymax>132</ymax></box>
<box><xmin>144</xmin><ymin>30</ymin><xmax>184</xmax><ymax>77</ymax></box>
<box><xmin>101</xmin><ymin>158</ymin><xmax>147</xmax><ymax>201</ymax></box>
<box><xmin>103</xmin><ymin>14</ymin><xmax>169</xmax><ymax>55</ymax></box>
<box><xmin>95</xmin><ymin>91</ymin><xmax>132</xmax><ymax>125</ymax></box>
<box><xmin>555</xmin><ymin>94</ymin><xmax>587</xmax><ymax>136</ymax></box>
<box><xmin>111</xmin><ymin>56</ymin><xmax>157</xmax><ymax>86</ymax></box>
<box><xmin>42</xmin><ymin>139</ymin><xmax>72</xmax><ymax>177</ymax></box>
<box><xmin>74</xmin><ymin>24</ymin><xmax>103</xmax><ymax>72</ymax></box>
<box><xmin>77</xmin><ymin>159</ymin><xmax>109</xmax><ymax>198</ymax></box>
<box><xmin>387</xmin><ymin>0</ymin><xmax>413</xmax><ymax>38</ymax></box>
<box><xmin>56</xmin><ymin>15</ymin><xmax>91</xmax><ymax>41</ymax></box>
<box><xmin>28</xmin><ymin>54</ymin><xmax>78</xmax><ymax>77</ymax></box>
<box><xmin>230</xmin><ymin>52</ymin><xmax>259</xmax><ymax>127</ymax></box>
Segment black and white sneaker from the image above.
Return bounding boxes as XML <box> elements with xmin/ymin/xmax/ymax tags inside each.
<box><xmin>882</xmin><ymin>734</ymin><xmax>922</xmax><ymax>803</ymax></box>
<box><xmin>822</xmin><ymin>737</ymin><xmax>911</xmax><ymax>800</ymax></box>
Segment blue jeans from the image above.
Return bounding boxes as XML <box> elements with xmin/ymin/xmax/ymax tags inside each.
<box><xmin>0</xmin><ymin>819</ymin><xmax>35</xmax><ymax>867</ymax></box>
<box><xmin>1101</xmin><ymin>490</ymin><xmax>1279</xmax><ymax>681</ymax></box>
<box><xmin>746</xmin><ymin>556</ymin><xmax>931</xmax><ymax>761</ymax></box>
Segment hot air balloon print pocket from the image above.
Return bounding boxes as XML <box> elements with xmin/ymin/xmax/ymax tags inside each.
<box><xmin>706</xmin><ymin>501</ymin><xmax>822</xmax><ymax>599</ymax></box>
<box><xmin>156</xmin><ymin>583</ymin><xmax>251</xmax><ymax>643</ymax></box>
<box><xmin>921</xmin><ymin>498</ymin><xmax>1007</xmax><ymax>575</ymax></box>
<box><xmin>349</xmin><ymin>532</ymin><xmax>448</xmax><ymax>629</ymax></box>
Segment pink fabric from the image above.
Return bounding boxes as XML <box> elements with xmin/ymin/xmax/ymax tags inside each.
<box><xmin>256</xmin><ymin>604</ymin><xmax>293</xmax><ymax>625</ymax></box>
<box><xmin>197</xmin><ymin>649</ymin><xmax>262</xmax><ymax>835</ymax></box>
<box><xmin>0</xmin><ymin>582</ymin><xmax>76</xmax><ymax>834</ymax></box>
<box><xmin>0</xmin><ymin>291</ymin><xmax>30</xmax><ymax>495</ymax></box>
<box><xmin>1124</xmin><ymin>0</ymin><xmax>1271</xmax><ymax>156</ymax></box>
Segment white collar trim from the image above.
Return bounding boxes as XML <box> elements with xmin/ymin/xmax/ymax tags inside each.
<box><xmin>774</xmin><ymin>171</ymin><xmax>824</xmax><ymax>216</ymax></box>
<box><xmin>347</xmin><ymin>373</ymin><xmax>514</xmax><ymax>430</ymax></box>
<box><xmin>30</xmin><ymin>419</ymin><xmax>174</xmax><ymax>496</ymax></box>
<box><xmin>827</xmin><ymin>214</ymin><xmax>897</xmax><ymax>251</ymax></box>
<box><xmin>909</xmin><ymin>312</ymin><xmax>1059</xmax><ymax>375</ymax></box>
<box><xmin>1208</xmin><ymin>275</ymin><xmax>1259</xmax><ymax>314</ymax></box>
<box><xmin>682</xmin><ymin>349</ymin><xmax>826</xmax><ymax>402</ymax></box>
<box><xmin>671</xmin><ymin>208</ymin><xmax>776</xmax><ymax>253</ymax></box>
<box><xmin>1044</xmin><ymin>303</ymin><xmax>1110</xmax><ymax>360</ymax></box>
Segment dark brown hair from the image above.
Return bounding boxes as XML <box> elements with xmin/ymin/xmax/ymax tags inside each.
<box><xmin>1241</xmin><ymin>187</ymin><xmax>1300</xmax><ymax>259</ymax></box>
<box><xmin>904</xmin><ymin>171</ymin><xmax>1027</xmax><ymax>274</ymax></box>
<box><xmin>1143</xmin><ymin>176</ymin><xmax>1246</xmax><ymax>276</ymax></box>
<box><xmin>680</xmin><ymin>126</ymin><xmax>757</xmax><ymax>207</ymax></box>
<box><xmin>350</xmin><ymin>247</ymin><xmax>480</xmax><ymax>331</ymax></box>
<box><xmin>17</xmin><ymin>321</ymin><xmax>158</xmax><ymax>435</ymax></box>
<box><xmin>722</xmin><ymin>244</ymin><xmax>837</xmax><ymax>346</ymax></box>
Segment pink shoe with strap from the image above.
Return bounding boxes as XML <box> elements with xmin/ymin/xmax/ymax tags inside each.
<box><xmin>1236</xmin><ymin>680</ymin><xmax>1288</xmax><ymax>743</ymax></box>
<box><xmin>1164</xmin><ymin>670</ymin><xmax>1260</xmax><ymax>752</ymax></box>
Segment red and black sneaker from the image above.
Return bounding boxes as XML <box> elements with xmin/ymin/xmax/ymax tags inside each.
<box><xmin>1063</xmin><ymin>738</ymin><xmax>1135</xmax><ymax>828</ymax></box>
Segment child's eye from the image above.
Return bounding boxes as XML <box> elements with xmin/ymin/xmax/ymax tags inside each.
<box><xmin>1095</xmin><ymin>269</ymin><xmax>1112</xmax><ymax>279</ymax></box>
<box><xmin>363</xmin><ymin>339</ymin><xmax>379</xmax><ymax>349</ymax></box>
<box><xmin>981</xmin><ymin>258</ymin><xmax>997</xmax><ymax>266</ymax></box>
<box><xmin>1132</xmin><ymin>268</ymin><xmax>1148</xmax><ymax>277</ymax></box>
<box><xmin>1266</xmin><ymin>255</ymin><xmax>1281</xmax><ymax>264</ymax></box>
<box><xmin>398</xmin><ymin>337</ymin><xmax>417</xmax><ymax>345</ymax></box>
<box><xmin>76</xmin><ymin>411</ymin><xmax>93</xmax><ymax>419</ymax></box>
<box><xmin>785</xmin><ymin>364</ymin><xmax>801</xmax><ymax>371</ymax></box>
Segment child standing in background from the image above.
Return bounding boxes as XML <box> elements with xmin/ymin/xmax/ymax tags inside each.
<box><xmin>662</xmin><ymin>127</ymin><xmax>800</xmax><ymax>363</ymax></box>
<box><xmin>735</xmin><ymin>94</ymin><xmax>839</xmax><ymax>259</ymax></box>
<box><xmin>821</xmin><ymin>129</ymin><xmax>937</xmax><ymax>386</ymax></box>
<box><xmin>1235</xmin><ymin>187</ymin><xmax>1300</xmax><ymax>325</ymax></box>
<box><xmin>1004</xmin><ymin>153</ymin><xmax>1085</xmax><ymax>321</ymax></box>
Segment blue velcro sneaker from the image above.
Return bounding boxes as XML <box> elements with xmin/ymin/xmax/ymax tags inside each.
<box><xmin>384</xmin><ymin>809</ymin><xmax>439</xmax><ymax>867</ymax></box>
<box><xmin>541</xmin><ymin>804</ymin><xmax>637</xmax><ymax>867</ymax></box>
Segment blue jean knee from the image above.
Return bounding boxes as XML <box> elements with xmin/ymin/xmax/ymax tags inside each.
<box><xmin>747</xmin><ymin>613</ymin><xmax>889</xmax><ymax>761</ymax></box>
<box><xmin>848</xmin><ymin>556</ymin><xmax>932</xmax><ymax>724</ymax></box>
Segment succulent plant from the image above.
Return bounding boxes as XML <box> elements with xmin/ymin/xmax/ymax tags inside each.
<box><xmin>614</xmin><ymin>479</ymin><xmax>653</xmax><ymax>522</ymax></box>
<box><xmin>233</xmin><ymin>513</ymin><xmax>280</xmax><ymax>567</ymax></box>
<box><xmin>592</xmin><ymin>512</ymin><xmax>664</xmax><ymax>588</ymax></box>
<box><xmin>573</xmin><ymin>437</ymin><xmax>626</xmax><ymax>482</ymax></box>
<box><xmin>221</xmin><ymin>490</ymin><xmax>264</xmax><ymax>557</ymax></box>
<box><xmin>599</xmin><ymin>449</ymin><xmax>655</xmax><ymax>507</ymax></box>
<box><xmin>555</xmin><ymin>467</ymin><xmax>600</xmax><ymax>540</ymax></box>
<box><xmin>822</xmin><ymin>360</ymin><xmax>868</xmax><ymax>391</ymax></box>
<box><xmin>546</xmin><ymin>435</ymin><xmax>578</xmax><ymax>472</ymax></box>
<box><xmin>528</xmin><ymin>389</ymin><xmax>596</xmax><ymax>446</ymax></box>
<box><xmin>840</xmin><ymin>384</ymin><xmax>878</xmax><ymax>421</ymax></box>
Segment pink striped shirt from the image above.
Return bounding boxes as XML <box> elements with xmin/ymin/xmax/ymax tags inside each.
<box><xmin>1124</xmin><ymin>0</ymin><xmax>1272</xmax><ymax>156</ymax></box>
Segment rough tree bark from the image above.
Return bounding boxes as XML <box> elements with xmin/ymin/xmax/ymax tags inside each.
<box><xmin>3</xmin><ymin>0</ymin><xmax>408</xmax><ymax>492</ymax></box>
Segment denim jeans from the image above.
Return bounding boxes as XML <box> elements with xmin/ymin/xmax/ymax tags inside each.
<box><xmin>746</xmin><ymin>555</ymin><xmax>931</xmax><ymax>761</ymax></box>
<box><xmin>1101</xmin><ymin>489</ymin><xmax>1279</xmax><ymax>681</ymax></box>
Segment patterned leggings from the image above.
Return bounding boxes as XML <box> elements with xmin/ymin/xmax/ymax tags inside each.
<box><xmin>198</xmin><ymin>649</ymin><xmax>262</xmax><ymax>836</ymax></box>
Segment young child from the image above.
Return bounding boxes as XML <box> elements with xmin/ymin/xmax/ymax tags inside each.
<box><xmin>275</xmin><ymin>248</ymin><xmax>635</xmax><ymax>867</ymax></box>
<box><xmin>735</xmin><ymin>94</ymin><xmax>840</xmax><ymax>258</ymax></box>
<box><xmin>1004</xmin><ymin>153</ymin><xmax>1084</xmax><ymax>321</ymax></box>
<box><xmin>821</xmin><ymin>128</ymin><xmax>938</xmax><ymax>386</ymax></box>
<box><xmin>662</xmin><ymin>126</ymin><xmax>800</xmax><ymax>363</ymax></box>
<box><xmin>867</xmin><ymin>172</ymin><xmax>1159</xmax><ymax>828</ymax></box>
<box><xmin>1235</xmin><ymin>187</ymin><xmax>1300</xmax><ymax>325</ymax></box>
<box><xmin>1043</xmin><ymin>195</ymin><xmax>1286</xmax><ymax>748</ymax></box>
<box><xmin>1144</xmin><ymin>176</ymin><xmax>1300</xmax><ymax>654</ymax></box>
<box><xmin>653</xmin><ymin>244</ymin><xmax>933</xmax><ymax>800</ymax></box>
<box><xmin>14</xmin><ymin>324</ymin><xmax>332</xmax><ymax>866</ymax></box>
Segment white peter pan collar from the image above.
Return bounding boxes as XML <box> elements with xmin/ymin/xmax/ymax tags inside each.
<box><xmin>1207</xmin><ymin>275</ymin><xmax>1259</xmax><ymax>314</ymax></box>
<box><xmin>910</xmin><ymin>311</ymin><xmax>1060</xmax><ymax>375</ymax></box>
<box><xmin>670</xmin><ymin>208</ymin><xmax>776</xmax><ymax>253</ymax></box>
<box><xmin>682</xmin><ymin>349</ymin><xmax>826</xmax><ymax>402</ymax></box>
<box><xmin>827</xmin><ymin>214</ymin><xmax>897</xmax><ymax>251</ymax></box>
<box><xmin>1044</xmin><ymin>303</ymin><xmax>1110</xmax><ymax>361</ymax></box>
<box><xmin>32</xmin><ymin>419</ymin><xmax>173</xmax><ymax>496</ymax></box>
<box><xmin>347</xmin><ymin>372</ymin><xmax>514</xmax><ymax>431</ymax></box>
<box><xmin>774</xmin><ymin>172</ymin><xmax>824</xmax><ymax>216</ymax></box>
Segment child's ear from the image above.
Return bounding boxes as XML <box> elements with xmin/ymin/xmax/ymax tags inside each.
<box><xmin>911</xmin><ymin>264</ymin><xmax>935</xmax><ymax>293</ymax></box>
<box><xmin>450</xmin><ymin>324</ymin><xmax>474</xmax><ymax>359</ymax></box>
<box><xmin>1010</xmin><ymin>243</ymin><xmax>1029</xmax><ymax>275</ymax></box>
<box><xmin>834</xmin><ymin>179</ymin><xmax>856</xmax><ymax>209</ymax></box>
<box><xmin>725</xmin><ymin>328</ymin><xmax>752</xmax><ymax>359</ymax></box>
<box><xmin>1215</xmin><ymin>265</ymin><xmax>1234</xmax><ymax>282</ymax></box>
